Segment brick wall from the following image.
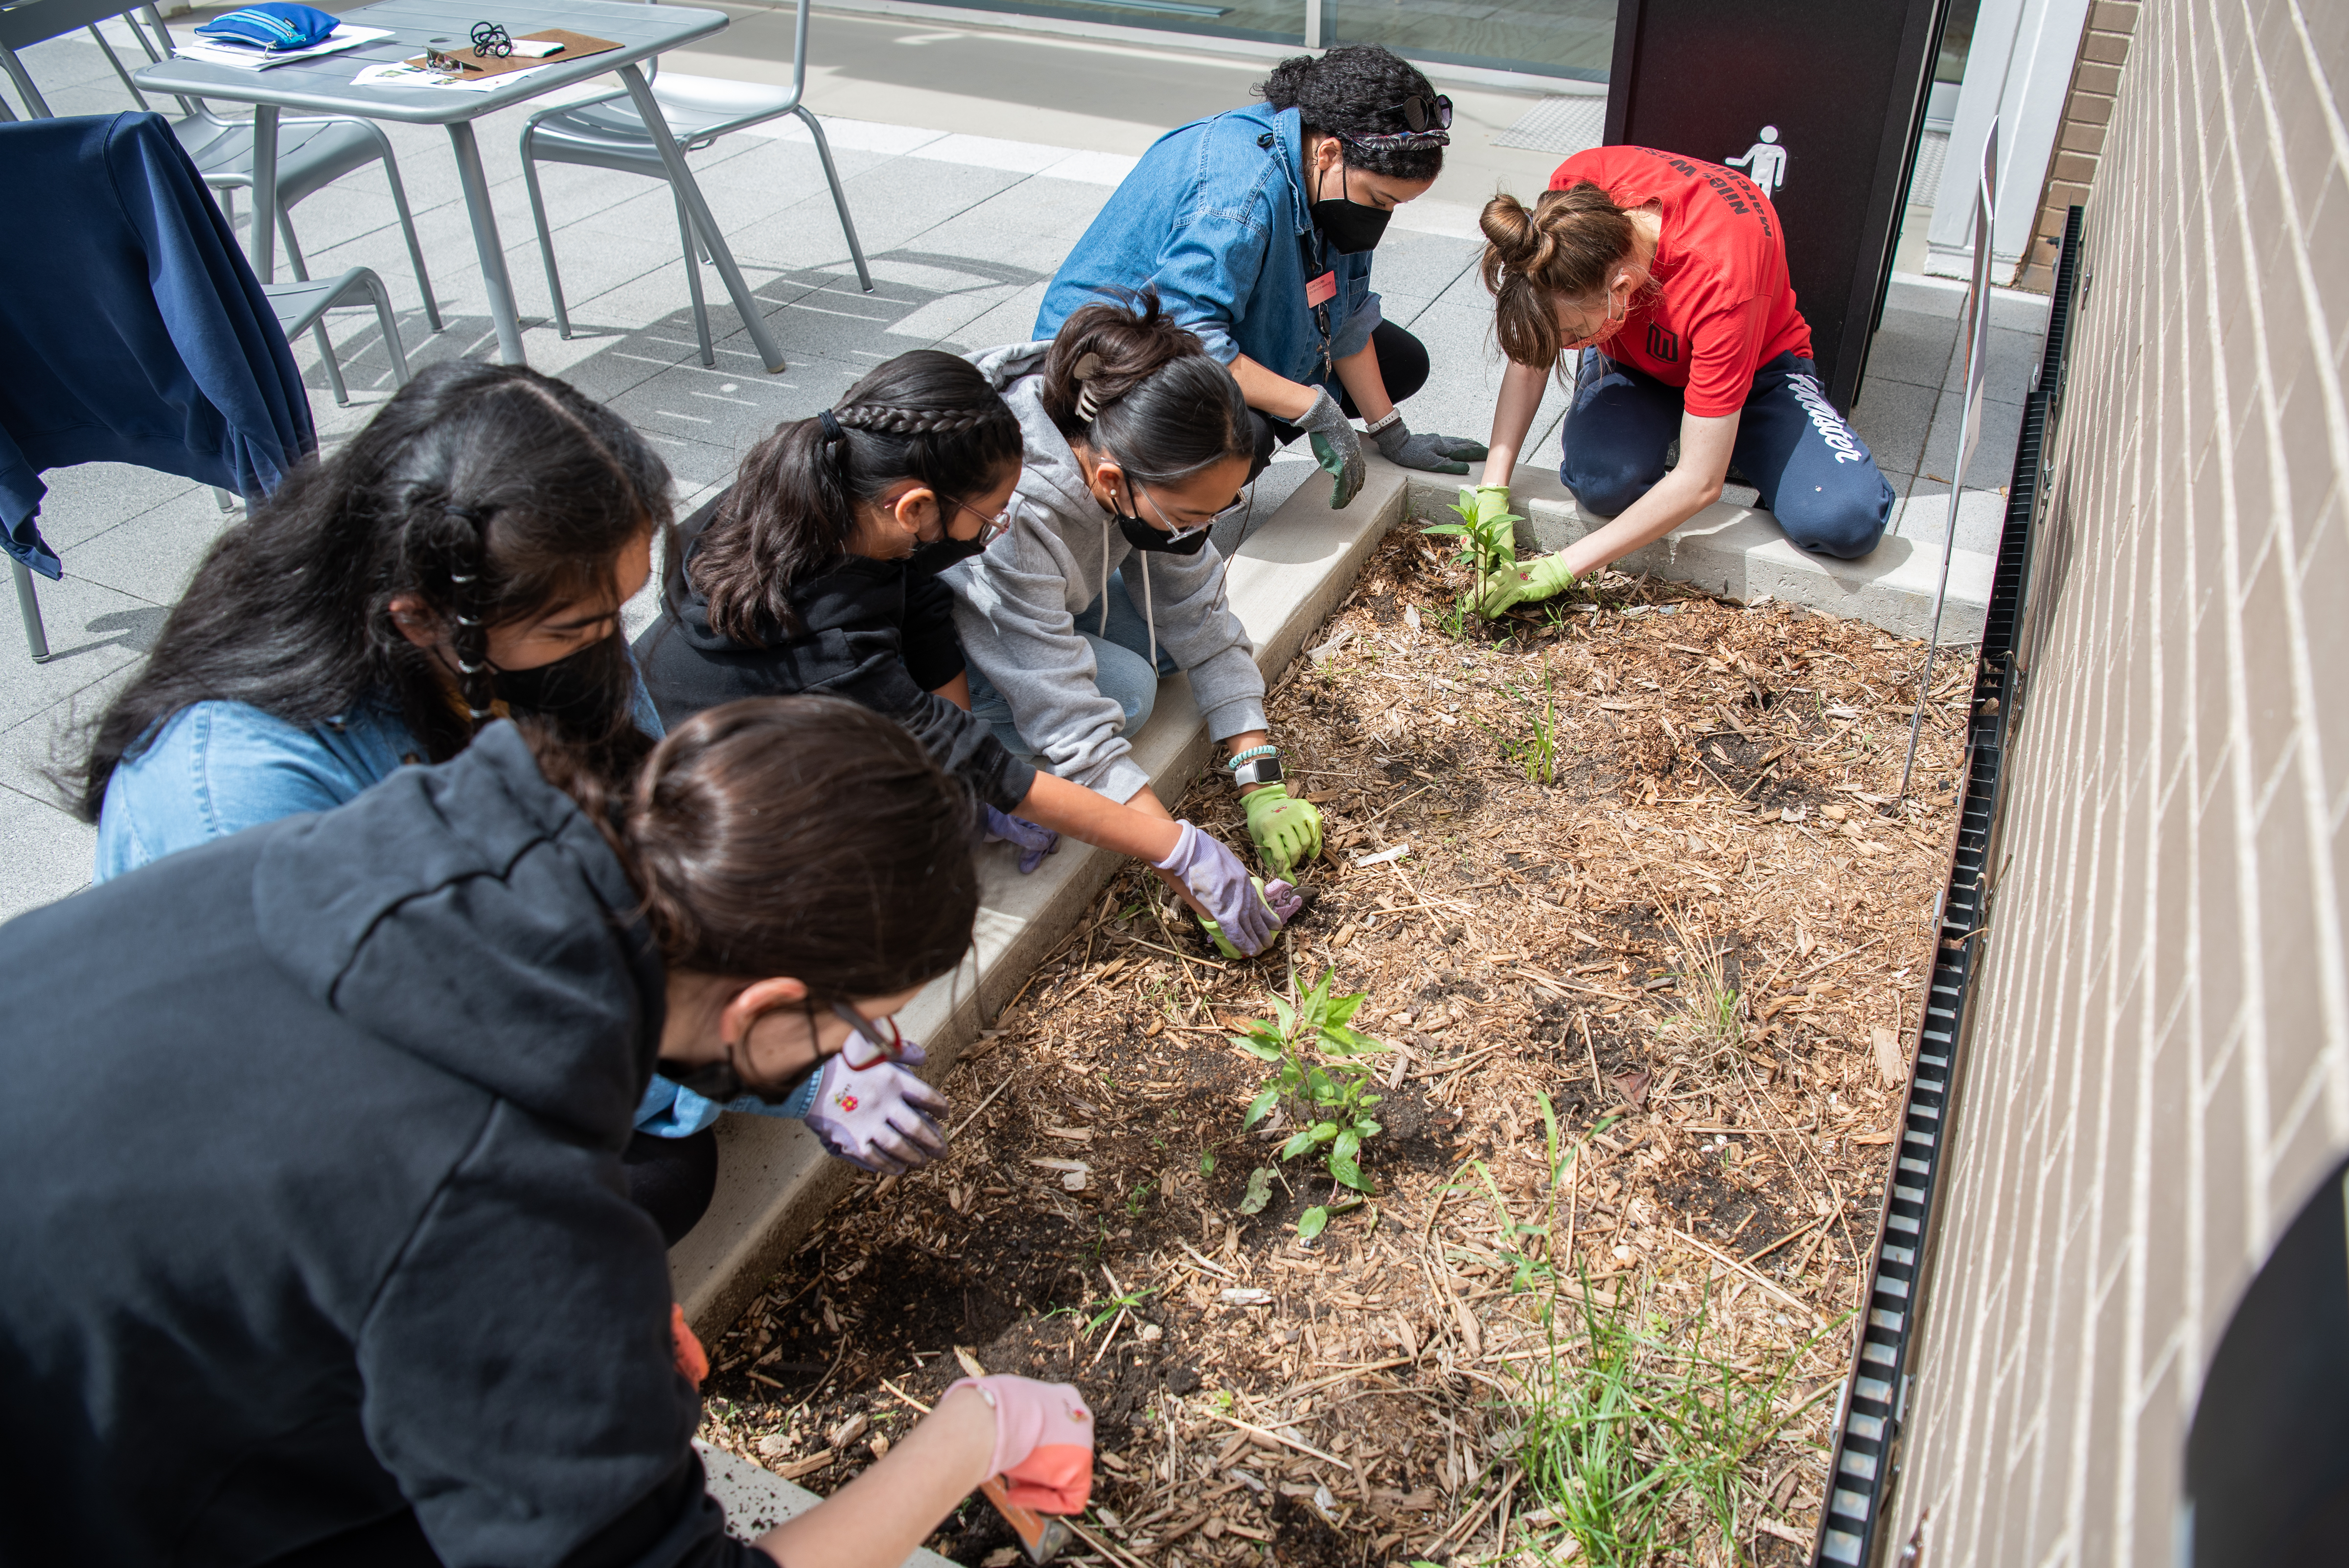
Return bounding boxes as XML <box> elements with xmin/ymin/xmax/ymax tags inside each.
<box><xmin>2016</xmin><ymin>1</ymin><xmax>2141</xmax><ymax>292</ymax></box>
<box><xmin>1885</xmin><ymin>0</ymin><xmax>2349</xmax><ymax>1561</ymax></box>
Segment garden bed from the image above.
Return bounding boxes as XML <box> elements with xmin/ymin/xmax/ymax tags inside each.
<box><xmin>696</xmin><ymin>524</ymin><xmax>1977</xmax><ymax>1567</ymax></box>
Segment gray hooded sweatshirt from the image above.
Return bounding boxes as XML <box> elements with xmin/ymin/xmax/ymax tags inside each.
<box><xmin>944</xmin><ymin>341</ymin><xmax>1266</xmax><ymax>805</ymax></box>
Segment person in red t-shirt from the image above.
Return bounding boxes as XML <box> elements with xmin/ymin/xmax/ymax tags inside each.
<box><xmin>1464</xmin><ymin>146</ymin><xmax>1894</xmax><ymax>614</ymax></box>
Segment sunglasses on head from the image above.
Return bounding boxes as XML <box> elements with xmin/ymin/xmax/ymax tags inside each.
<box><xmin>1392</xmin><ymin>92</ymin><xmax>1452</xmax><ymax>133</ymax></box>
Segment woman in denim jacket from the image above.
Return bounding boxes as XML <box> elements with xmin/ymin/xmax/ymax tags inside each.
<box><xmin>1035</xmin><ymin>46</ymin><xmax>1489</xmax><ymax>510</ymax></box>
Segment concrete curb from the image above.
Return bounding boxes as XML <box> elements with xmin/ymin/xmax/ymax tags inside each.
<box><xmin>699</xmin><ymin>1441</ymin><xmax>958</xmax><ymax>1563</ymax></box>
<box><xmin>1402</xmin><ymin>470</ymin><xmax>1994</xmax><ymax>643</ymax></box>
<box><xmin>670</xmin><ymin>459</ymin><xmax>1413</xmax><ymax>1335</ymax></box>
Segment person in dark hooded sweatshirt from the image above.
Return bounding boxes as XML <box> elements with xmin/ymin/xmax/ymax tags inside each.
<box><xmin>635</xmin><ymin>348</ymin><xmax>1297</xmax><ymax>958</ymax></box>
<box><xmin>0</xmin><ymin>696</ymin><xmax>1095</xmax><ymax>1567</ymax></box>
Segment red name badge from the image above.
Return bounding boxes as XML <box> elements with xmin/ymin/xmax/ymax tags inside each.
<box><xmin>1305</xmin><ymin>270</ymin><xmax>1337</xmax><ymax>307</ymax></box>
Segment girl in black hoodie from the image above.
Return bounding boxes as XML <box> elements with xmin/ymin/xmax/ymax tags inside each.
<box><xmin>0</xmin><ymin>696</ymin><xmax>1093</xmax><ymax>1567</ymax></box>
<box><xmin>635</xmin><ymin>349</ymin><xmax>1295</xmax><ymax>955</ymax></box>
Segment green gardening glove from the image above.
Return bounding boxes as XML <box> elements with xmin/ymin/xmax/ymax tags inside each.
<box><xmin>1242</xmin><ymin>782</ymin><xmax>1323</xmax><ymax>877</ymax></box>
<box><xmin>1471</xmin><ymin>483</ymin><xmax>1515</xmax><ymax>528</ymax></box>
<box><xmin>1474</xmin><ymin>553</ymin><xmax>1578</xmax><ymax>618</ymax></box>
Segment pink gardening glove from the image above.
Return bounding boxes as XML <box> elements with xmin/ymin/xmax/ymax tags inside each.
<box><xmin>946</xmin><ymin>1375</ymin><xmax>1095</xmax><ymax>1515</ymax></box>
<box><xmin>802</xmin><ymin>1040</ymin><xmax>948</xmax><ymax>1174</ymax></box>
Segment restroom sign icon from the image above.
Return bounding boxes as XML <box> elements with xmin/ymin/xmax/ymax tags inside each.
<box><xmin>1727</xmin><ymin>126</ymin><xmax>1787</xmax><ymax>197</ymax></box>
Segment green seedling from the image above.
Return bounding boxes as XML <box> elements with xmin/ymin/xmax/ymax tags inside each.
<box><xmin>1420</xmin><ymin>484</ymin><xmax>1521</xmax><ymax>584</ymax></box>
<box><xmin>1198</xmin><ymin>1152</ymin><xmax>1216</xmax><ymax>1177</ymax></box>
<box><xmin>1082</xmin><ymin>1284</ymin><xmax>1159</xmax><ymax>1336</ymax></box>
<box><xmin>1234</xmin><ymin>968</ymin><xmax>1388</xmax><ymax>1238</ymax></box>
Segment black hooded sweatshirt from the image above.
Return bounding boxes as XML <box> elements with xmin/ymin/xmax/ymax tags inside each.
<box><xmin>0</xmin><ymin>723</ymin><xmax>763</xmax><ymax>1568</ymax></box>
<box><xmin>632</xmin><ymin>489</ymin><xmax>1034</xmax><ymax>813</ymax></box>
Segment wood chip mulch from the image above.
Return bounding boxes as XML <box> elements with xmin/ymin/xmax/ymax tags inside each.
<box><xmin>698</xmin><ymin>526</ymin><xmax>1978</xmax><ymax>1567</ymax></box>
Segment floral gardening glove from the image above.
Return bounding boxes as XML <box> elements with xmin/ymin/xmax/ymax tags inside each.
<box><xmin>1155</xmin><ymin>821</ymin><xmax>1290</xmax><ymax>955</ymax></box>
<box><xmin>982</xmin><ymin>804</ymin><xmax>1059</xmax><ymax>874</ymax></box>
<box><xmin>1198</xmin><ymin>877</ymin><xmax>1304</xmax><ymax>960</ymax></box>
<box><xmin>946</xmin><ymin>1375</ymin><xmax>1096</xmax><ymax>1515</ymax></box>
<box><xmin>1242</xmin><ymin>782</ymin><xmax>1323</xmax><ymax>877</ymax></box>
<box><xmin>802</xmin><ymin>1040</ymin><xmax>948</xmax><ymax>1174</ymax></box>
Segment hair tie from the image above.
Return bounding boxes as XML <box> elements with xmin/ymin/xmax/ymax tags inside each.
<box><xmin>817</xmin><ymin>409</ymin><xmax>845</xmax><ymax>442</ymax></box>
<box><xmin>1072</xmin><ymin>352</ymin><xmax>1104</xmax><ymax>423</ymax></box>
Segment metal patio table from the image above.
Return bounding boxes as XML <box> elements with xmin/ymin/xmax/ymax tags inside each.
<box><xmin>133</xmin><ymin>0</ymin><xmax>785</xmax><ymax>371</ymax></box>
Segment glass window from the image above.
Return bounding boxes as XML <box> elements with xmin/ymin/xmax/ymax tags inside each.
<box><xmin>944</xmin><ymin>0</ymin><xmax>1303</xmax><ymax>46</ymax></box>
<box><xmin>1326</xmin><ymin>0</ymin><xmax>1614</xmax><ymax>81</ymax></box>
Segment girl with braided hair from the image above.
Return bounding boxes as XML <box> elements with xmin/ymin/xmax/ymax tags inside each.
<box><xmin>4</xmin><ymin>695</ymin><xmax>1096</xmax><ymax>1568</ymax></box>
<box><xmin>70</xmin><ymin>360</ymin><xmax>830</xmax><ymax>1245</ymax></box>
<box><xmin>637</xmin><ymin>348</ymin><xmax>1299</xmax><ymax>958</ymax></box>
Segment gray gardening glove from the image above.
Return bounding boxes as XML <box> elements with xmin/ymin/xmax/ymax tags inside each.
<box><xmin>1296</xmin><ymin>387</ymin><xmax>1365</xmax><ymax>508</ymax></box>
<box><xmin>1370</xmin><ymin>417</ymin><xmax>1491</xmax><ymax>475</ymax></box>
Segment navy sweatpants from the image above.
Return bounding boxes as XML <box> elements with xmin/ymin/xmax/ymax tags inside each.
<box><xmin>1559</xmin><ymin>349</ymin><xmax>1893</xmax><ymax>559</ymax></box>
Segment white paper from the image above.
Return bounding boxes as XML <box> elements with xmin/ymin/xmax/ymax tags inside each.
<box><xmin>178</xmin><ymin>24</ymin><xmax>392</xmax><ymax>70</ymax></box>
<box><xmin>350</xmin><ymin>57</ymin><xmax>551</xmax><ymax>92</ymax></box>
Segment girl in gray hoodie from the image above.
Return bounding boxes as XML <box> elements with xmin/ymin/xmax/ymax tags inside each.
<box><xmin>948</xmin><ymin>297</ymin><xmax>1325</xmax><ymax>934</ymax></box>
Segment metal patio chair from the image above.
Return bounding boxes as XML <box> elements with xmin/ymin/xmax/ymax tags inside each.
<box><xmin>518</xmin><ymin>0</ymin><xmax>871</xmax><ymax>367</ymax></box>
<box><xmin>0</xmin><ymin>0</ymin><xmax>440</xmax><ymax>405</ymax></box>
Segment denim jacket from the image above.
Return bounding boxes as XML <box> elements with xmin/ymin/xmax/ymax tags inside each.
<box><xmin>88</xmin><ymin>681</ymin><xmax>801</xmax><ymax>1137</ymax></box>
<box><xmin>1034</xmin><ymin>103</ymin><xmax>1382</xmax><ymax>389</ymax></box>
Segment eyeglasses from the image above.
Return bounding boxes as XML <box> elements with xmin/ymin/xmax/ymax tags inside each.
<box><xmin>1128</xmin><ymin>477</ymin><xmax>1214</xmax><ymax>539</ymax></box>
<box><xmin>831</xmin><ymin>1000</ymin><xmax>907</xmax><ymax>1070</ymax></box>
<box><xmin>469</xmin><ymin>20</ymin><xmax>512</xmax><ymax>56</ymax></box>
<box><xmin>952</xmin><ymin>497</ymin><xmax>1012</xmax><ymax>546</ymax></box>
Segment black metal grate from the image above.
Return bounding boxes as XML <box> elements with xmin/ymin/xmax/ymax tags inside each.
<box><xmin>1813</xmin><ymin>204</ymin><xmax>2087</xmax><ymax>1568</ymax></box>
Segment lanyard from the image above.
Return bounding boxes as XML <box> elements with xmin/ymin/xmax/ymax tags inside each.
<box><xmin>1296</xmin><ymin>228</ymin><xmax>1335</xmax><ymax>379</ymax></box>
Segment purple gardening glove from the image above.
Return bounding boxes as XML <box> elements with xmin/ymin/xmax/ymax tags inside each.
<box><xmin>983</xmin><ymin>804</ymin><xmax>1059</xmax><ymax>874</ymax></box>
<box><xmin>802</xmin><ymin>1039</ymin><xmax>948</xmax><ymax>1174</ymax></box>
<box><xmin>1155</xmin><ymin>822</ymin><xmax>1291</xmax><ymax>957</ymax></box>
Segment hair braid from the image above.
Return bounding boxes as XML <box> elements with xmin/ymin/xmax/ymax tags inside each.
<box><xmin>685</xmin><ymin>350</ymin><xmax>1023</xmax><ymax>646</ymax></box>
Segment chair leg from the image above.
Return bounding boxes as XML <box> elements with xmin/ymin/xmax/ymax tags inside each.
<box><xmin>357</xmin><ymin>271</ymin><xmax>413</xmax><ymax>388</ymax></box>
<box><xmin>365</xmin><ymin>125</ymin><xmax>443</xmax><ymax>332</ymax></box>
<box><xmin>795</xmin><ymin>105</ymin><xmax>873</xmax><ymax>294</ymax></box>
<box><xmin>674</xmin><ymin>187</ymin><xmax>714</xmax><ymax>368</ymax></box>
<box><xmin>278</xmin><ymin>215</ymin><xmax>351</xmax><ymax>407</ymax></box>
<box><xmin>213</xmin><ymin>488</ymin><xmax>237</xmax><ymax>512</ymax></box>
<box><xmin>12</xmin><ymin>557</ymin><xmax>49</xmax><ymax>662</ymax></box>
<box><xmin>520</xmin><ymin>137</ymin><xmax>574</xmax><ymax>341</ymax></box>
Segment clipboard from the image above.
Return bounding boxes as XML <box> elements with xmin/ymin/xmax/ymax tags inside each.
<box><xmin>402</xmin><ymin>28</ymin><xmax>620</xmax><ymax>79</ymax></box>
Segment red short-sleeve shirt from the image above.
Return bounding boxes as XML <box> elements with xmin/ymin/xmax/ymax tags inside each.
<box><xmin>1547</xmin><ymin>146</ymin><xmax>1813</xmax><ymax>417</ymax></box>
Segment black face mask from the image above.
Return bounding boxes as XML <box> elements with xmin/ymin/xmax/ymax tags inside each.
<box><xmin>1111</xmin><ymin>479</ymin><xmax>1211</xmax><ymax>555</ymax></box>
<box><xmin>490</xmin><ymin>632</ymin><xmax>627</xmax><ymax>733</ymax></box>
<box><xmin>908</xmin><ymin>534</ymin><xmax>990</xmax><ymax>575</ymax></box>
<box><xmin>1309</xmin><ymin>161</ymin><xmax>1391</xmax><ymax>255</ymax></box>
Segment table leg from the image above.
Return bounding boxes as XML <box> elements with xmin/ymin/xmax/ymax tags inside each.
<box><xmin>616</xmin><ymin>63</ymin><xmax>784</xmax><ymax>374</ymax></box>
<box><xmin>446</xmin><ymin>119</ymin><xmax>527</xmax><ymax>366</ymax></box>
<box><xmin>249</xmin><ymin>103</ymin><xmax>279</xmax><ymax>284</ymax></box>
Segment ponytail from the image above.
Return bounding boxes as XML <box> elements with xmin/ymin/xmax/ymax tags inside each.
<box><xmin>541</xmin><ymin>695</ymin><xmax>978</xmax><ymax>992</ymax></box>
<box><xmin>1039</xmin><ymin>289</ymin><xmax>1252</xmax><ymax>484</ymax></box>
<box><xmin>1480</xmin><ymin>182</ymin><xmax>1641</xmax><ymax>369</ymax></box>
<box><xmin>689</xmin><ymin>349</ymin><xmax>1022</xmax><ymax>647</ymax></box>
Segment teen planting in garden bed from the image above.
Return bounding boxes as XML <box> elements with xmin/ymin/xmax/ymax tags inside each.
<box><xmin>635</xmin><ymin>349</ymin><xmax>1290</xmax><ymax>958</ymax></box>
<box><xmin>955</xmin><ymin>295</ymin><xmax>1322</xmax><ymax>953</ymax></box>
<box><xmin>0</xmin><ymin>697</ymin><xmax>1097</xmax><ymax>1567</ymax></box>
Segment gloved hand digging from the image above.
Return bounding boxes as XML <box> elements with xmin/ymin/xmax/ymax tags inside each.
<box><xmin>1198</xmin><ymin>876</ymin><xmax>1304</xmax><ymax>960</ymax></box>
<box><xmin>1296</xmin><ymin>387</ymin><xmax>1365</xmax><ymax>508</ymax></box>
<box><xmin>981</xmin><ymin>804</ymin><xmax>1059</xmax><ymax>874</ymax></box>
<box><xmin>1475</xmin><ymin>553</ymin><xmax>1579</xmax><ymax>618</ymax></box>
<box><xmin>803</xmin><ymin>1039</ymin><xmax>948</xmax><ymax>1174</ymax></box>
<box><xmin>944</xmin><ymin>1375</ymin><xmax>1096</xmax><ymax>1515</ymax></box>
<box><xmin>1369</xmin><ymin>416</ymin><xmax>1490</xmax><ymax>475</ymax></box>
<box><xmin>1242</xmin><ymin>781</ymin><xmax>1323</xmax><ymax>877</ymax></box>
<box><xmin>1155</xmin><ymin>822</ymin><xmax>1293</xmax><ymax>956</ymax></box>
